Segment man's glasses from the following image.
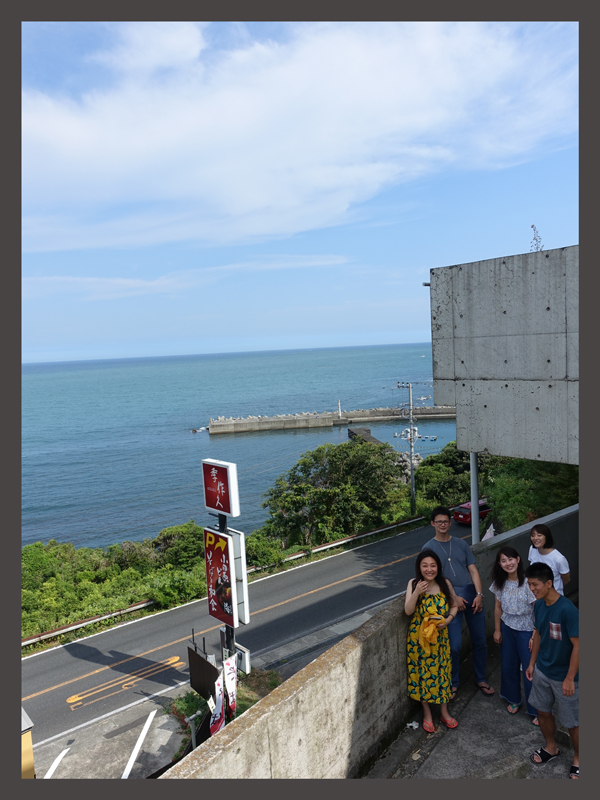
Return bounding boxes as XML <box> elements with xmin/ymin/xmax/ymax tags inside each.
<box><xmin>433</xmin><ymin>520</ymin><xmax>450</xmax><ymax>526</ymax></box>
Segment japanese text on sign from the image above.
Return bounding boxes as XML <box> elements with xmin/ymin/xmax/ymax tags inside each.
<box><xmin>204</xmin><ymin>528</ymin><xmax>239</xmax><ymax>627</ymax></box>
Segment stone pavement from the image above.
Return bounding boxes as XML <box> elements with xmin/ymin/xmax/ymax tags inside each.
<box><xmin>363</xmin><ymin>635</ymin><xmax>578</xmax><ymax>780</ymax></box>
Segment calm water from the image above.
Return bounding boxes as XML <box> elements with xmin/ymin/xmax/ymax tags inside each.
<box><xmin>22</xmin><ymin>343</ymin><xmax>456</xmax><ymax>549</ymax></box>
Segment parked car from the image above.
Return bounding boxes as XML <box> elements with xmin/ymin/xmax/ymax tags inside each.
<box><xmin>453</xmin><ymin>500</ymin><xmax>492</xmax><ymax>525</ymax></box>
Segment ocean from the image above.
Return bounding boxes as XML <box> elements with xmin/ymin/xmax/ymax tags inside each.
<box><xmin>21</xmin><ymin>342</ymin><xmax>456</xmax><ymax>550</ymax></box>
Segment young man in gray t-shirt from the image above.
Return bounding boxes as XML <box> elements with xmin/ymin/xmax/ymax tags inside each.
<box><xmin>422</xmin><ymin>505</ymin><xmax>494</xmax><ymax>700</ymax></box>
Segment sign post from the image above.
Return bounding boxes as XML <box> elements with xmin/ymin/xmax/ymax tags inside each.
<box><xmin>201</xmin><ymin>459</ymin><xmax>247</xmax><ymax>673</ymax></box>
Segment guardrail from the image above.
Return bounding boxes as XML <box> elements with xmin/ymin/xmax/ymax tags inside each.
<box><xmin>21</xmin><ymin>599</ymin><xmax>155</xmax><ymax>647</ymax></box>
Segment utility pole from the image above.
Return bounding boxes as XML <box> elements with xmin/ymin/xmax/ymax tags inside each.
<box><xmin>398</xmin><ymin>382</ymin><xmax>416</xmax><ymax>515</ymax></box>
<box><xmin>470</xmin><ymin>452</ymin><xmax>480</xmax><ymax>544</ymax></box>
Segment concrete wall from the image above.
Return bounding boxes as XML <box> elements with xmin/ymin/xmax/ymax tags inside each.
<box><xmin>162</xmin><ymin>599</ymin><xmax>414</xmax><ymax>779</ymax></box>
<box><xmin>209</xmin><ymin>406</ymin><xmax>456</xmax><ymax>434</ymax></box>
<box><xmin>162</xmin><ymin>504</ymin><xmax>577</xmax><ymax>780</ymax></box>
<box><xmin>430</xmin><ymin>246</ymin><xmax>578</xmax><ymax>464</ymax></box>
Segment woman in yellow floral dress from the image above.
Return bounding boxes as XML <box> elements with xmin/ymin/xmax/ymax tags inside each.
<box><xmin>405</xmin><ymin>549</ymin><xmax>459</xmax><ymax>732</ymax></box>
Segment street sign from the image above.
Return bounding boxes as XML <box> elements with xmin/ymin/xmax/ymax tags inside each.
<box><xmin>188</xmin><ymin>647</ymin><xmax>220</xmax><ymax>701</ymax></box>
<box><xmin>201</xmin><ymin>459</ymin><xmax>240</xmax><ymax>517</ymax></box>
<box><xmin>227</xmin><ymin>526</ymin><xmax>250</xmax><ymax>625</ymax></box>
<box><xmin>204</xmin><ymin>527</ymin><xmax>238</xmax><ymax>627</ymax></box>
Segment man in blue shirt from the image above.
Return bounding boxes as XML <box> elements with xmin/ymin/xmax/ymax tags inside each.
<box><xmin>422</xmin><ymin>505</ymin><xmax>494</xmax><ymax>700</ymax></box>
<box><xmin>525</xmin><ymin>562</ymin><xmax>579</xmax><ymax>779</ymax></box>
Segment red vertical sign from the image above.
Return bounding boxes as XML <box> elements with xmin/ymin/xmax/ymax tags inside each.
<box><xmin>202</xmin><ymin>462</ymin><xmax>232</xmax><ymax>515</ymax></box>
<box><xmin>204</xmin><ymin>527</ymin><xmax>238</xmax><ymax>627</ymax></box>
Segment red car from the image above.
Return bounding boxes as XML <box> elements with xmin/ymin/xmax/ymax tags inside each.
<box><xmin>453</xmin><ymin>500</ymin><xmax>492</xmax><ymax>525</ymax></box>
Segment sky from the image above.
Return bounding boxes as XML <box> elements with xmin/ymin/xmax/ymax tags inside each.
<box><xmin>21</xmin><ymin>21</ymin><xmax>578</xmax><ymax>364</ymax></box>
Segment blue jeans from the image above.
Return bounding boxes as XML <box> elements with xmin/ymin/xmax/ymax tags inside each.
<box><xmin>447</xmin><ymin>583</ymin><xmax>488</xmax><ymax>687</ymax></box>
<box><xmin>500</xmin><ymin>620</ymin><xmax>536</xmax><ymax>716</ymax></box>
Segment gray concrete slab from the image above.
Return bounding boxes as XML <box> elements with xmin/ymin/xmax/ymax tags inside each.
<box><xmin>363</xmin><ymin>641</ymin><xmax>577</xmax><ymax>781</ymax></box>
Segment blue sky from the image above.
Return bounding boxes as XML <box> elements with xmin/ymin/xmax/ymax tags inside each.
<box><xmin>22</xmin><ymin>21</ymin><xmax>578</xmax><ymax>363</ymax></box>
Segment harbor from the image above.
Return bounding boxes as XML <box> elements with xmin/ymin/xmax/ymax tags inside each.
<box><xmin>207</xmin><ymin>405</ymin><xmax>456</xmax><ymax>434</ymax></box>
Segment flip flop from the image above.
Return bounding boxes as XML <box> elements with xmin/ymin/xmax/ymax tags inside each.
<box><xmin>422</xmin><ymin>719</ymin><xmax>435</xmax><ymax>733</ymax></box>
<box><xmin>531</xmin><ymin>716</ymin><xmax>539</xmax><ymax>726</ymax></box>
<box><xmin>475</xmin><ymin>682</ymin><xmax>495</xmax><ymax>696</ymax></box>
<box><xmin>440</xmin><ymin>716</ymin><xmax>458</xmax><ymax>729</ymax></box>
<box><xmin>530</xmin><ymin>747</ymin><xmax>562</xmax><ymax>765</ymax></box>
<box><xmin>507</xmin><ymin>703</ymin><xmax>520</xmax><ymax>715</ymax></box>
<box><xmin>569</xmin><ymin>765</ymin><xmax>579</xmax><ymax>779</ymax></box>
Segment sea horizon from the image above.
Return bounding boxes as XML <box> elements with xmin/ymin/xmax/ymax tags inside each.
<box><xmin>22</xmin><ymin>341</ymin><xmax>453</xmax><ymax>551</ymax></box>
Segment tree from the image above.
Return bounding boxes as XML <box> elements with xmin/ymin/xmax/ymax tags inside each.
<box><xmin>414</xmin><ymin>441</ymin><xmax>508</xmax><ymax>505</ymax></box>
<box><xmin>482</xmin><ymin>457</ymin><xmax>578</xmax><ymax>532</ymax></box>
<box><xmin>257</xmin><ymin>439</ymin><xmax>406</xmax><ymax>548</ymax></box>
<box><xmin>152</xmin><ymin>520</ymin><xmax>205</xmax><ymax>571</ymax></box>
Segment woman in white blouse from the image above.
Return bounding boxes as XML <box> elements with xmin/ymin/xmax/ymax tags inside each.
<box><xmin>528</xmin><ymin>523</ymin><xmax>570</xmax><ymax>596</ymax></box>
<box><xmin>490</xmin><ymin>546</ymin><xmax>538</xmax><ymax>725</ymax></box>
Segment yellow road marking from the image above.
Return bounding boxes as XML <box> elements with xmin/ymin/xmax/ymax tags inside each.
<box><xmin>23</xmin><ymin>543</ymin><xmax>433</xmax><ymax>702</ymax></box>
<box><xmin>67</xmin><ymin>656</ymin><xmax>186</xmax><ymax>710</ymax></box>
<box><xmin>66</xmin><ymin>656</ymin><xmax>184</xmax><ymax>706</ymax></box>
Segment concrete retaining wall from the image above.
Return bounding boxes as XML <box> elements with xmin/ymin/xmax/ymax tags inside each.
<box><xmin>162</xmin><ymin>599</ymin><xmax>413</xmax><ymax>779</ymax></box>
<box><xmin>161</xmin><ymin>504</ymin><xmax>578</xmax><ymax>780</ymax></box>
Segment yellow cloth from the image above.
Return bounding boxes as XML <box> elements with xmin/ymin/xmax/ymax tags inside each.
<box><xmin>418</xmin><ymin>615</ymin><xmax>442</xmax><ymax>655</ymax></box>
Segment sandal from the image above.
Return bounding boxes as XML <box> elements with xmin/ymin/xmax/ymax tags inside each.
<box><xmin>422</xmin><ymin>719</ymin><xmax>435</xmax><ymax>733</ymax></box>
<box><xmin>475</xmin><ymin>682</ymin><xmax>495</xmax><ymax>696</ymax></box>
<box><xmin>440</xmin><ymin>716</ymin><xmax>458</xmax><ymax>729</ymax></box>
<box><xmin>530</xmin><ymin>747</ymin><xmax>562</xmax><ymax>765</ymax></box>
<box><xmin>531</xmin><ymin>716</ymin><xmax>539</xmax><ymax>726</ymax></box>
<box><xmin>569</xmin><ymin>765</ymin><xmax>579</xmax><ymax>779</ymax></box>
<box><xmin>450</xmin><ymin>686</ymin><xmax>458</xmax><ymax>701</ymax></box>
<box><xmin>506</xmin><ymin>703</ymin><xmax>520</xmax><ymax>715</ymax></box>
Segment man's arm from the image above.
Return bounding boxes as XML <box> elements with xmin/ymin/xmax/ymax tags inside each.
<box><xmin>526</xmin><ymin>628</ymin><xmax>540</xmax><ymax>681</ymax></box>
<box><xmin>467</xmin><ymin>563</ymin><xmax>483</xmax><ymax>612</ymax></box>
<box><xmin>562</xmin><ymin>637</ymin><xmax>579</xmax><ymax>697</ymax></box>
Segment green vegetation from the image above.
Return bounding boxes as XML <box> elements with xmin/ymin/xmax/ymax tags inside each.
<box><xmin>256</xmin><ymin>439</ymin><xmax>407</xmax><ymax>549</ymax></box>
<box><xmin>21</xmin><ymin>520</ymin><xmax>207</xmax><ymax>641</ymax></box>
<box><xmin>22</xmin><ymin>439</ymin><xmax>578</xmax><ymax>644</ymax></box>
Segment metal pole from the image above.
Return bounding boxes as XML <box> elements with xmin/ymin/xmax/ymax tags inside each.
<box><xmin>408</xmin><ymin>383</ymin><xmax>416</xmax><ymax>515</ymax></box>
<box><xmin>470</xmin><ymin>452</ymin><xmax>480</xmax><ymax>544</ymax></box>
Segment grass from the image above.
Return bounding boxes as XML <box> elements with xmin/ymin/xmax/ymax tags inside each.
<box><xmin>166</xmin><ymin>668</ymin><xmax>282</xmax><ymax>760</ymax></box>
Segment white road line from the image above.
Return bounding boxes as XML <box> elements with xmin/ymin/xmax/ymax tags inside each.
<box><xmin>32</xmin><ymin>679</ymin><xmax>188</xmax><ymax>749</ymax></box>
<box><xmin>121</xmin><ymin>709</ymin><xmax>157</xmax><ymax>779</ymax></box>
<box><xmin>43</xmin><ymin>747</ymin><xmax>70</xmax><ymax>779</ymax></box>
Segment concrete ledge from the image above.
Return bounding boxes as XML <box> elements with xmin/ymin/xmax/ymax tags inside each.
<box><xmin>161</xmin><ymin>597</ymin><xmax>416</xmax><ymax>779</ymax></box>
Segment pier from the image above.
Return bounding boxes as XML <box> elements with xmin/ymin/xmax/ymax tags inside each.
<box><xmin>208</xmin><ymin>406</ymin><xmax>455</xmax><ymax>434</ymax></box>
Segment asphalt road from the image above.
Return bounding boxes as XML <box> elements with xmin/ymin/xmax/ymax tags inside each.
<box><xmin>22</xmin><ymin>519</ymin><xmax>475</xmax><ymax>751</ymax></box>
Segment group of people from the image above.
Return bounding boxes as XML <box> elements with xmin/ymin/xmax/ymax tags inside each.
<box><xmin>405</xmin><ymin>506</ymin><xmax>579</xmax><ymax>779</ymax></box>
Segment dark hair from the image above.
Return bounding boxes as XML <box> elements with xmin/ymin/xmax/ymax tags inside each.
<box><xmin>413</xmin><ymin>549</ymin><xmax>452</xmax><ymax>601</ymax></box>
<box><xmin>531</xmin><ymin>523</ymin><xmax>554</xmax><ymax>549</ymax></box>
<box><xmin>430</xmin><ymin>505</ymin><xmax>451</xmax><ymax>522</ymax></box>
<box><xmin>525</xmin><ymin>562</ymin><xmax>554</xmax><ymax>585</ymax></box>
<box><xmin>490</xmin><ymin>546</ymin><xmax>525</xmax><ymax>590</ymax></box>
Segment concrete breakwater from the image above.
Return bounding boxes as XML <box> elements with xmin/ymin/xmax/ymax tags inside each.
<box><xmin>208</xmin><ymin>406</ymin><xmax>456</xmax><ymax>434</ymax></box>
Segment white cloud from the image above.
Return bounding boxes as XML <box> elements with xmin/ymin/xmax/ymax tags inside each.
<box><xmin>22</xmin><ymin>21</ymin><xmax>578</xmax><ymax>253</ymax></box>
<box><xmin>22</xmin><ymin>254</ymin><xmax>349</xmax><ymax>300</ymax></box>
